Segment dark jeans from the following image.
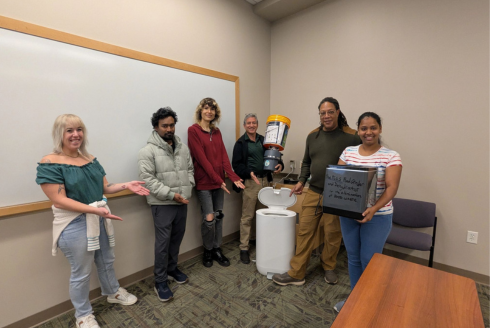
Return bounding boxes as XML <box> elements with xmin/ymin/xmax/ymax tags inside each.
<box><xmin>196</xmin><ymin>188</ymin><xmax>224</xmax><ymax>250</ymax></box>
<box><xmin>151</xmin><ymin>204</ymin><xmax>187</xmax><ymax>283</ymax></box>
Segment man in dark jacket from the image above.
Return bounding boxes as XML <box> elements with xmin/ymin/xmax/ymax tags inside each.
<box><xmin>232</xmin><ymin>113</ymin><xmax>283</xmax><ymax>264</ymax></box>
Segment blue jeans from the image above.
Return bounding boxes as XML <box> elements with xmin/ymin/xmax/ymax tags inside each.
<box><xmin>58</xmin><ymin>214</ymin><xmax>120</xmax><ymax>319</ymax></box>
<box><xmin>339</xmin><ymin>213</ymin><xmax>392</xmax><ymax>289</ymax></box>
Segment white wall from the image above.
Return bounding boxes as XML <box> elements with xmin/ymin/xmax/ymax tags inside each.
<box><xmin>271</xmin><ymin>0</ymin><xmax>489</xmax><ymax>275</ymax></box>
<box><xmin>0</xmin><ymin>0</ymin><xmax>271</xmax><ymax>326</ymax></box>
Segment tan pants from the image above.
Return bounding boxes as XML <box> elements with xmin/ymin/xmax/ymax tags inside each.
<box><xmin>239</xmin><ymin>177</ymin><xmax>269</xmax><ymax>250</ymax></box>
<box><xmin>288</xmin><ymin>188</ymin><xmax>342</xmax><ymax>279</ymax></box>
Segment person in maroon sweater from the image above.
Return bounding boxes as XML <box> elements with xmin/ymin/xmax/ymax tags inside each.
<box><xmin>188</xmin><ymin>97</ymin><xmax>245</xmax><ymax>267</ymax></box>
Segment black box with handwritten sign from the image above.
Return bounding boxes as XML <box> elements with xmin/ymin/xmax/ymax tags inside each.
<box><xmin>323</xmin><ymin>165</ymin><xmax>378</xmax><ymax>220</ymax></box>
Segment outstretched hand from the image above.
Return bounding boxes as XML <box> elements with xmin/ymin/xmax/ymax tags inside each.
<box><xmin>221</xmin><ymin>182</ymin><xmax>230</xmax><ymax>194</ymax></box>
<box><xmin>234</xmin><ymin>179</ymin><xmax>245</xmax><ymax>189</ymax></box>
<box><xmin>127</xmin><ymin>181</ymin><xmax>150</xmax><ymax>196</ymax></box>
<box><xmin>96</xmin><ymin>207</ymin><xmax>123</xmax><ymax>221</ymax></box>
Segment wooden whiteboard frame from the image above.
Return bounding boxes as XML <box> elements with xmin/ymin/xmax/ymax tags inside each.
<box><xmin>0</xmin><ymin>15</ymin><xmax>240</xmax><ymax>218</ymax></box>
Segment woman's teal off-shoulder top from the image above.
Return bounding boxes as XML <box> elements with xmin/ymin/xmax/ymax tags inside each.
<box><xmin>36</xmin><ymin>158</ymin><xmax>106</xmax><ymax>205</ymax></box>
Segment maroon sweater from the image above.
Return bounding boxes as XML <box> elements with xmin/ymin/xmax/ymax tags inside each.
<box><xmin>187</xmin><ymin>124</ymin><xmax>240</xmax><ymax>190</ymax></box>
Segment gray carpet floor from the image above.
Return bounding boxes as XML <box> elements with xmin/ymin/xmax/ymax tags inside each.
<box><xmin>36</xmin><ymin>241</ymin><xmax>489</xmax><ymax>327</ymax></box>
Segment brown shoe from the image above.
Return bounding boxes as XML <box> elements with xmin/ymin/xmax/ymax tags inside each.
<box><xmin>272</xmin><ymin>272</ymin><xmax>305</xmax><ymax>286</ymax></box>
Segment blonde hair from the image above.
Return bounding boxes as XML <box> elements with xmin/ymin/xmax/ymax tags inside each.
<box><xmin>194</xmin><ymin>97</ymin><xmax>221</xmax><ymax>129</ymax></box>
<box><xmin>52</xmin><ymin>114</ymin><xmax>90</xmax><ymax>158</ymax></box>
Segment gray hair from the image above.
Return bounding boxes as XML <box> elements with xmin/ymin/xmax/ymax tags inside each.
<box><xmin>243</xmin><ymin>113</ymin><xmax>258</xmax><ymax>125</ymax></box>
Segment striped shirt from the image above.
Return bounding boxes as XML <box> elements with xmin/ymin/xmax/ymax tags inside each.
<box><xmin>340</xmin><ymin>145</ymin><xmax>402</xmax><ymax>215</ymax></box>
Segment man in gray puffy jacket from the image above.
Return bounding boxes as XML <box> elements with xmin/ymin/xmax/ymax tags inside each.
<box><xmin>138</xmin><ymin>107</ymin><xmax>195</xmax><ymax>302</ymax></box>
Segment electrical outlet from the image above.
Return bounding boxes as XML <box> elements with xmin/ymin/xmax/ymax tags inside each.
<box><xmin>289</xmin><ymin>160</ymin><xmax>296</xmax><ymax>171</ymax></box>
<box><xmin>467</xmin><ymin>231</ymin><xmax>478</xmax><ymax>244</ymax></box>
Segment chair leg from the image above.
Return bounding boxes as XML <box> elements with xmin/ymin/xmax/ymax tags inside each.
<box><xmin>428</xmin><ymin>246</ymin><xmax>434</xmax><ymax>267</ymax></box>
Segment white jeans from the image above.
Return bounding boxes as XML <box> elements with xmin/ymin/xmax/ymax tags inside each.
<box><xmin>58</xmin><ymin>214</ymin><xmax>120</xmax><ymax>318</ymax></box>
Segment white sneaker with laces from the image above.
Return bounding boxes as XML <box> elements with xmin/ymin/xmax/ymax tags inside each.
<box><xmin>76</xmin><ymin>314</ymin><xmax>100</xmax><ymax>328</ymax></box>
<box><xmin>107</xmin><ymin>287</ymin><xmax>137</xmax><ymax>305</ymax></box>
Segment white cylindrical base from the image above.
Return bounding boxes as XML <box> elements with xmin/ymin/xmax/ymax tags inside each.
<box><xmin>255</xmin><ymin>208</ymin><xmax>296</xmax><ymax>277</ymax></box>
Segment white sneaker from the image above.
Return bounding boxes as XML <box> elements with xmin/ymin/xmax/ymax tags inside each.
<box><xmin>107</xmin><ymin>287</ymin><xmax>138</xmax><ymax>305</ymax></box>
<box><xmin>334</xmin><ymin>300</ymin><xmax>346</xmax><ymax>313</ymax></box>
<box><xmin>76</xmin><ymin>314</ymin><xmax>100</xmax><ymax>328</ymax></box>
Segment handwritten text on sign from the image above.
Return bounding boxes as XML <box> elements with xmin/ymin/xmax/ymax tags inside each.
<box><xmin>326</xmin><ymin>175</ymin><xmax>365</xmax><ymax>204</ymax></box>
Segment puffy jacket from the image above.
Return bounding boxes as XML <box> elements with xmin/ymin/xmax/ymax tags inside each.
<box><xmin>138</xmin><ymin>131</ymin><xmax>195</xmax><ymax>205</ymax></box>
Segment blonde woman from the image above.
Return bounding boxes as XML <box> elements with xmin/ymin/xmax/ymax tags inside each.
<box><xmin>36</xmin><ymin>114</ymin><xmax>149</xmax><ymax>328</ymax></box>
<box><xmin>187</xmin><ymin>98</ymin><xmax>245</xmax><ymax>267</ymax></box>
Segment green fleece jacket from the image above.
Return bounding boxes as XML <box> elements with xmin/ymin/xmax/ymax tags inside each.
<box><xmin>138</xmin><ymin>131</ymin><xmax>195</xmax><ymax>205</ymax></box>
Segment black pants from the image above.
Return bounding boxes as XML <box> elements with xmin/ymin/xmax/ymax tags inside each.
<box><xmin>151</xmin><ymin>204</ymin><xmax>187</xmax><ymax>283</ymax></box>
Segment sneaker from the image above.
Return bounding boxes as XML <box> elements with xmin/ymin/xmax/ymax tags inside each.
<box><xmin>107</xmin><ymin>287</ymin><xmax>137</xmax><ymax>305</ymax></box>
<box><xmin>168</xmin><ymin>268</ymin><xmax>188</xmax><ymax>284</ymax></box>
<box><xmin>212</xmin><ymin>247</ymin><xmax>230</xmax><ymax>267</ymax></box>
<box><xmin>154</xmin><ymin>281</ymin><xmax>174</xmax><ymax>302</ymax></box>
<box><xmin>76</xmin><ymin>314</ymin><xmax>100</xmax><ymax>328</ymax></box>
<box><xmin>324</xmin><ymin>270</ymin><xmax>338</xmax><ymax>285</ymax></box>
<box><xmin>272</xmin><ymin>272</ymin><xmax>305</xmax><ymax>286</ymax></box>
<box><xmin>334</xmin><ymin>300</ymin><xmax>346</xmax><ymax>313</ymax></box>
<box><xmin>203</xmin><ymin>249</ymin><xmax>213</xmax><ymax>267</ymax></box>
<box><xmin>240</xmin><ymin>250</ymin><xmax>250</xmax><ymax>264</ymax></box>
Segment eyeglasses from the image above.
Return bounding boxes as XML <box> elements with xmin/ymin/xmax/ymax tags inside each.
<box><xmin>319</xmin><ymin>110</ymin><xmax>337</xmax><ymax>117</ymax></box>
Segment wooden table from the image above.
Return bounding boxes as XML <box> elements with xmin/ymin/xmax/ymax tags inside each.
<box><xmin>331</xmin><ymin>253</ymin><xmax>484</xmax><ymax>328</ymax></box>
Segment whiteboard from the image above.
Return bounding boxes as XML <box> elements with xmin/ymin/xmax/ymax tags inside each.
<box><xmin>0</xmin><ymin>26</ymin><xmax>237</xmax><ymax>208</ymax></box>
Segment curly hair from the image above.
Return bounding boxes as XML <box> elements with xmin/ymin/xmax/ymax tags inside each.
<box><xmin>194</xmin><ymin>97</ymin><xmax>221</xmax><ymax>129</ymax></box>
<box><xmin>151</xmin><ymin>107</ymin><xmax>178</xmax><ymax>128</ymax></box>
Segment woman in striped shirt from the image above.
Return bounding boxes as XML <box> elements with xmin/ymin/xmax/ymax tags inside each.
<box><xmin>334</xmin><ymin>112</ymin><xmax>402</xmax><ymax>313</ymax></box>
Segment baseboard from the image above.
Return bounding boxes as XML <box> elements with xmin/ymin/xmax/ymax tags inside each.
<box><xmin>382</xmin><ymin>249</ymin><xmax>490</xmax><ymax>285</ymax></box>
<box><xmin>6</xmin><ymin>231</ymin><xmax>240</xmax><ymax>328</ymax></box>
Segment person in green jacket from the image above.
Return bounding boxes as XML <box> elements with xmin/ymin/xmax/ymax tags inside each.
<box><xmin>138</xmin><ymin>107</ymin><xmax>195</xmax><ymax>302</ymax></box>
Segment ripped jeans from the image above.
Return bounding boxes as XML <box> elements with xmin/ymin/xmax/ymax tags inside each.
<box><xmin>196</xmin><ymin>188</ymin><xmax>224</xmax><ymax>250</ymax></box>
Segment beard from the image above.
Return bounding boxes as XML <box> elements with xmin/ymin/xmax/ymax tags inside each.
<box><xmin>162</xmin><ymin>133</ymin><xmax>174</xmax><ymax>141</ymax></box>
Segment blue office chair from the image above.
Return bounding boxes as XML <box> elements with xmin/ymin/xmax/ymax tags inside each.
<box><xmin>385</xmin><ymin>198</ymin><xmax>437</xmax><ymax>267</ymax></box>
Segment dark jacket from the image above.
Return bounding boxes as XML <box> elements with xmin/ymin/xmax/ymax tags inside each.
<box><xmin>232</xmin><ymin>133</ymin><xmax>284</xmax><ymax>182</ymax></box>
